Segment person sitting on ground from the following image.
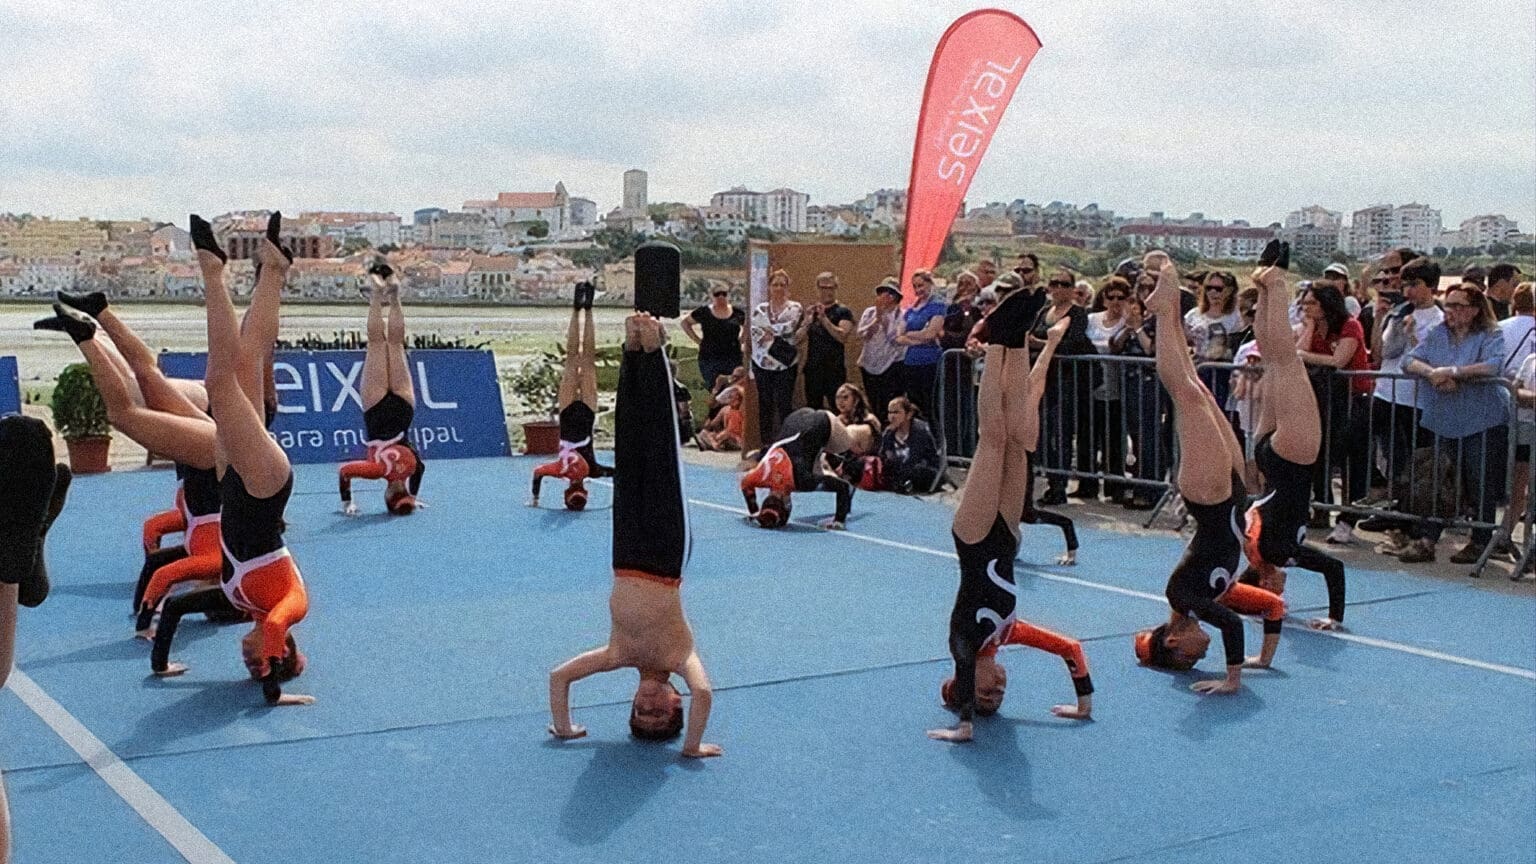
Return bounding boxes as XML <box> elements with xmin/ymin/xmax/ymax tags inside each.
<box><xmin>696</xmin><ymin>386</ymin><xmax>744</xmax><ymax>452</ymax></box>
<box><xmin>879</xmin><ymin>396</ymin><xmax>942</xmax><ymax>494</ymax></box>
<box><xmin>548</xmin><ymin>313</ymin><xmax>720</xmax><ymax>758</ymax></box>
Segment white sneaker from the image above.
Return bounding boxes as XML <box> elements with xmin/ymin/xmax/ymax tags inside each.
<box><xmin>1326</xmin><ymin>523</ymin><xmax>1357</xmax><ymax>545</ymax></box>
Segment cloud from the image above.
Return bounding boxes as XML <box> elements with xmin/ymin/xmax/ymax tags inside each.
<box><xmin>0</xmin><ymin>0</ymin><xmax>1531</xmax><ymax>230</ymax></box>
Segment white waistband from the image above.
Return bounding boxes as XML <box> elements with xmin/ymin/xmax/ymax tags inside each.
<box><xmin>186</xmin><ymin>512</ymin><xmax>221</xmax><ymax>532</ymax></box>
<box><xmin>221</xmin><ymin>540</ymin><xmax>292</xmax><ymax>581</ymax></box>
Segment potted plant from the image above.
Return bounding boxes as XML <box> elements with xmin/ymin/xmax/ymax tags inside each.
<box><xmin>505</xmin><ymin>346</ymin><xmax>564</xmax><ymax>455</ymax></box>
<box><xmin>52</xmin><ymin>362</ymin><xmax>112</xmax><ymax>474</ymax></box>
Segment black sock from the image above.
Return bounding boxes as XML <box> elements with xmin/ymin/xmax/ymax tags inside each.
<box><xmin>58</xmin><ymin>291</ymin><xmax>107</xmax><ymax>317</ymax></box>
<box><xmin>266</xmin><ymin>212</ymin><xmax>293</xmax><ymax>263</ymax></box>
<box><xmin>33</xmin><ymin>303</ymin><xmax>96</xmax><ymax>344</ymax></box>
<box><xmin>189</xmin><ymin>215</ymin><xmax>227</xmax><ymax>262</ymax></box>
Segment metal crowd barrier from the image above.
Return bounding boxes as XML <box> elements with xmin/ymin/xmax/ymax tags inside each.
<box><xmin>935</xmin><ymin>348</ymin><xmax>1533</xmax><ymax>577</ymax></box>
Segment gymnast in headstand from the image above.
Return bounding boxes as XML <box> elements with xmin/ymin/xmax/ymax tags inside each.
<box><xmin>339</xmin><ymin>260</ymin><xmax>425</xmax><ymax>516</ymax></box>
<box><xmin>150</xmin><ymin>213</ymin><xmax>311</xmax><ymax>705</ymax></box>
<box><xmin>1132</xmin><ymin>252</ymin><xmax>1285</xmax><ymax>693</ymax></box>
<box><xmin>930</xmin><ymin>296</ymin><xmax>1092</xmax><ymax>744</ymax></box>
<box><xmin>548</xmin><ymin>312</ymin><xmax>719</xmax><ymax>757</ymax></box>
<box><xmin>529</xmin><ymin>281</ymin><xmax>612</xmax><ymax>510</ymax></box>
<box><xmin>0</xmin><ymin>413</ymin><xmax>71</xmax><ymax>864</ymax></box>
<box><xmin>739</xmin><ymin>407</ymin><xmax>856</xmax><ymax>530</ymax></box>
<box><xmin>1241</xmin><ymin>241</ymin><xmax>1348</xmax><ymax>631</ymax></box>
<box><xmin>33</xmin><ymin>292</ymin><xmax>225</xmax><ymax>631</ymax></box>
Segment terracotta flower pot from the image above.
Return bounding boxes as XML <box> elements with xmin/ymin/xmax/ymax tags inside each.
<box><xmin>522</xmin><ymin>420</ymin><xmax>561</xmax><ymax>456</ymax></box>
<box><xmin>65</xmin><ymin>435</ymin><xmax>112</xmax><ymax>474</ymax></box>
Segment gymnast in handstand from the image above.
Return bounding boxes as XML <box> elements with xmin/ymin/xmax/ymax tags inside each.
<box><xmin>929</xmin><ymin>292</ymin><xmax>1092</xmax><ymax>744</ymax></box>
<box><xmin>548</xmin><ymin>312</ymin><xmax>719</xmax><ymax>757</ymax></box>
<box><xmin>34</xmin><ymin>292</ymin><xmax>224</xmax><ymax>630</ymax></box>
<box><xmin>339</xmin><ymin>260</ymin><xmax>425</xmax><ymax>516</ymax></box>
<box><xmin>151</xmin><ymin>213</ymin><xmax>311</xmax><ymax>705</ymax></box>
<box><xmin>1132</xmin><ymin>252</ymin><xmax>1285</xmax><ymax>693</ymax></box>
<box><xmin>529</xmin><ymin>281</ymin><xmax>612</xmax><ymax>510</ymax></box>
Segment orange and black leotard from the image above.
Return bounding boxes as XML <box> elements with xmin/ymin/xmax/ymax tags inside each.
<box><xmin>740</xmin><ymin>408</ymin><xmax>853</xmax><ymax>523</ymax></box>
<box><xmin>533</xmin><ymin>402</ymin><xmax>602</xmax><ymax>498</ymax></box>
<box><xmin>612</xmin><ymin>346</ymin><xmax>689</xmax><ymax>584</ymax></box>
<box><xmin>220</xmin><ymin>466</ymin><xmax>309</xmax><ymax>700</ymax></box>
<box><xmin>138</xmin><ymin>465</ymin><xmax>223</xmax><ymax>626</ymax></box>
<box><xmin>1245</xmin><ymin>433</ymin><xmax>1346</xmax><ymax>622</ymax></box>
<box><xmin>1171</xmin><ymin>473</ymin><xmax>1284</xmax><ymax>666</ymax></box>
<box><xmin>341</xmin><ymin>390</ymin><xmax>426</xmax><ymax>504</ymax></box>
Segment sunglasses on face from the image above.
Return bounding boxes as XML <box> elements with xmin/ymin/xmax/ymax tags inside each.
<box><xmin>1383</xmin><ymin>266</ymin><xmax>1403</xmax><ymax>274</ymax></box>
<box><xmin>1204</xmin><ymin>284</ymin><xmax>1228</xmax><ymax>292</ymax></box>
<box><xmin>1048</xmin><ymin>280</ymin><xmax>1074</xmax><ymax>289</ymax></box>
<box><xmin>712</xmin><ymin>291</ymin><xmax>728</xmax><ymax>297</ymax></box>
<box><xmin>1370</xmin><ymin>277</ymin><xmax>1390</xmax><ymax>284</ymax></box>
<box><xmin>1015</xmin><ymin>267</ymin><xmax>1036</xmax><ymax>275</ymax></box>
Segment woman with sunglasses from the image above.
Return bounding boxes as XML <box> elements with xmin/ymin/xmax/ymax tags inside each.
<box><xmin>1085</xmin><ymin>278</ymin><xmax>1132</xmax><ymax>503</ymax></box>
<box><xmin>1029</xmin><ymin>267</ymin><xmax>1095</xmax><ymax>505</ymax></box>
<box><xmin>1295</xmin><ymin>283</ymin><xmax>1371</xmax><ymax>545</ymax></box>
<box><xmin>1112</xmin><ymin>286</ymin><xmax>1164</xmax><ymax>509</ymax></box>
<box><xmin>1185</xmin><ymin>271</ymin><xmax>1242</xmax><ymax>409</ymax></box>
<box><xmin>682</xmin><ymin>285</ymin><xmax>745</xmax><ymax>398</ymax></box>
<box><xmin>1398</xmin><ymin>283</ymin><xmax>1512</xmax><ymax>565</ymax></box>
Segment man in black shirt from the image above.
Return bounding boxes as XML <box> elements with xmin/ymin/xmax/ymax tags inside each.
<box><xmin>799</xmin><ymin>271</ymin><xmax>855</xmax><ymax>410</ymax></box>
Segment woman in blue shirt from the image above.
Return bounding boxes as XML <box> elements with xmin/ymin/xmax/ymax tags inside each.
<box><xmin>1401</xmin><ymin>283</ymin><xmax>1512</xmax><ymax>564</ymax></box>
<box><xmin>896</xmin><ymin>270</ymin><xmax>949</xmax><ymax>432</ymax></box>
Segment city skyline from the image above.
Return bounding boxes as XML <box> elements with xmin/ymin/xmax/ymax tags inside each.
<box><xmin>1</xmin><ymin>1</ymin><xmax>1532</xmax><ymax>227</ymax></box>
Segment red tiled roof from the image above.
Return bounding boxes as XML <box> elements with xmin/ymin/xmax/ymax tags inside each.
<box><xmin>495</xmin><ymin>192</ymin><xmax>561</xmax><ymax>209</ymax></box>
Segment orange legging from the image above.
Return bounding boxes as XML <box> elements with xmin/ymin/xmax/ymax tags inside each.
<box><xmin>225</xmin><ymin>553</ymin><xmax>309</xmax><ymax>662</ymax></box>
<box><xmin>532</xmin><ymin>450</ymin><xmax>590</xmax><ymax>497</ymax></box>
<box><xmin>143</xmin><ymin>501</ymin><xmax>186</xmax><ymax>554</ymax></box>
<box><xmin>141</xmin><ymin>521</ymin><xmax>222</xmax><ymax>610</ymax></box>
<box><xmin>986</xmin><ymin>620</ymin><xmax>1094</xmax><ymax>695</ymax></box>
<box><xmin>1220</xmin><ymin>581</ymin><xmax>1287</xmax><ymax>623</ymax></box>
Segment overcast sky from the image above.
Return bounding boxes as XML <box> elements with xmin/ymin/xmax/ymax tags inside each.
<box><xmin>2</xmin><ymin>1</ymin><xmax>1532</xmax><ymax>229</ymax></box>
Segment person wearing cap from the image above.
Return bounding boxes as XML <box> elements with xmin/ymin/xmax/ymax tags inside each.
<box><xmin>1321</xmin><ymin>263</ymin><xmax>1358</xmax><ymax>316</ymax></box>
<box><xmin>857</xmin><ymin>278</ymin><xmax>906</xmax><ymax>426</ymax></box>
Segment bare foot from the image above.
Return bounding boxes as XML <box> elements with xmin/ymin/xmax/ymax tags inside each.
<box><xmin>927</xmin><ymin>722</ymin><xmax>974</xmax><ymax>743</ymax></box>
<box><xmin>273</xmin><ymin>693</ymin><xmax>316</xmax><ymax>706</ymax></box>
<box><xmin>1056</xmin><ymin>549</ymin><xmax>1077</xmax><ymax>566</ymax></box>
<box><xmin>135</xmin><ymin>628</ymin><xmax>155</xmax><ymax>642</ymax></box>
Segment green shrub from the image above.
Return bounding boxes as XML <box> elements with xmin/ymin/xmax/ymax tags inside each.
<box><xmin>51</xmin><ymin>363</ymin><xmax>110</xmax><ymax>440</ymax></box>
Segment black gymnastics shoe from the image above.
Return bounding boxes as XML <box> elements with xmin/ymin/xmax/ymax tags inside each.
<box><xmin>985</xmin><ymin>288</ymin><xmax>1032</xmax><ymax>348</ymax></box>
<box><xmin>190</xmin><ymin>215</ymin><xmax>227</xmax><ymax>262</ymax></box>
<box><xmin>57</xmin><ymin>290</ymin><xmax>108</xmax><ymax>318</ymax></box>
<box><xmin>1258</xmin><ymin>239</ymin><xmax>1282</xmax><ymax>268</ymax></box>
<box><xmin>33</xmin><ymin>303</ymin><xmax>97</xmax><ymax>344</ymax></box>
<box><xmin>266</xmin><ymin>211</ymin><xmax>293</xmax><ymax>263</ymax></box>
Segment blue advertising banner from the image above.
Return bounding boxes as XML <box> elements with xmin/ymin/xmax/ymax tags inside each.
<box><xmin>158</xmin><ymin>349</ymin><xmax>509</xmax><ymax>464</ymax></box>
<box><xmin>0</xmin><ymin>356</ymin><xmax>19</xmax><ymax>416</ymax></box>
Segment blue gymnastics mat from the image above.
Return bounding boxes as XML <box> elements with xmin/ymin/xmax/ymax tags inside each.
<box><xmin>3</xmin><ymin>457</ymin><xmax>1533</xmax><ymax>863</ymax></box>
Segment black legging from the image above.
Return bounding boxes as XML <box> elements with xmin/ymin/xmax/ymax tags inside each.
<box><xmin>151</xmin><ymin>586</ymin><xmax>238</xmax><ymax>672</ymax></box>
<box><xmin>753</xmin><ymin>362</ymin><xmax>797</xmax><ymax>444</ymax></box>
<box><xmin>1023</xmin><ymin>453</ymin><xmax>1078</xmax><ymax>550</ymax></box>
<box><xmin>861</xmin><ymin>364</ymin><xmax>904</xmax><ymax>427</ymax></box>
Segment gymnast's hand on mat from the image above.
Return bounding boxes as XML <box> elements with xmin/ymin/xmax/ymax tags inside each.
<box><xmin>1057</xmin><ymin>550</ymin><xmax>1077</xmax><ymax>566</ymax></box>
<box><xmin>1191</xmin><ymin>669</ymin><xmax>1242</xmax><ymax>695</ymax></box>
<box><xmin>154</xmin><ymin>662</ymin><xmax>188</xmax><ymax>677</ymax></box>
<box><xmin>1306</xmin><ymin>617</ymin><xmax>1343</xmax><ymax>632</ymax></box>
<box><xmin>341</xmin><ymin>501</ymin><xmax>359</xmax><ymax>517</ymax></box>
<box><xmin>548</xmin><ymin>723</ymin><xmax>588</xmax><ymax>740</ymax></box>
<box><xmin>526</xmin><ymin>496</ymin><xmax>540</xmax><ymax>508</ymax></box>
<box><xmin>1051</xmin><ymin>697</ymin><xmax>1092</xmax><ymax>720</ymax></box>
<box><xmin>681</xmin><ymin>743</ymin><xmax>723</xmax><ymax>759</ymax></box>
<box><xmin>927</xmin><ymin>721</ymin><xmax>974</xmax><ymax>743</ymax></box>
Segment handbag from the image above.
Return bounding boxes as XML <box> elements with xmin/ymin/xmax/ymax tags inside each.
<box><xmin>767</xmin><ymin>335</ymin><xmax>798</xmax><ymax>367</ymax></box>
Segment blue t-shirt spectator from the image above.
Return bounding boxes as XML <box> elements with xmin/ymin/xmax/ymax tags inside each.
<box><xmin>1408</xmin><ymin>324</ymin><xmax>1510</xmax><ymax>439</ymax></box>
<box><xmin>902</xmin><ymin>300</ymin><xmax>948</xmax><ymax>367</ymax></box>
